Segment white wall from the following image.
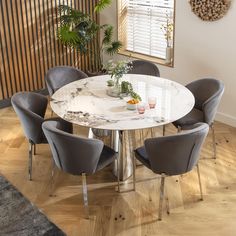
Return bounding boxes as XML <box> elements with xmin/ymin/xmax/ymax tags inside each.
<box><xmin>100</xmin><ymin>1</ymin><xmax>236</xmax><ymax>127</ymax></box>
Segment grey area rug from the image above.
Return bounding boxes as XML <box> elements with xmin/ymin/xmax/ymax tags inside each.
<box><xmin>0</xmin><ymin>175</ymin><xmax>66</xmax><ymax>236</ymax></box>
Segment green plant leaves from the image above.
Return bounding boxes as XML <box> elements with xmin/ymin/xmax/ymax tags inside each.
<box><xmin>57</xmin><ymin>5</ymin><xmax>99</xmax><ymax>52</ymax></box>
<box><xmin>105</xmin><ymin>41</ymin><xmax>123</xmax><ymax>55</ymax></box>
<box><xmin>103</xmin><ymin>25</ymin><xmax>113</xmax><ymax>45</ymax></box>
<box><xmin>57</xmin><ymin>25</ymin><xmax>79</xmax><ymax>46</ymax></box>
<box><xmin>94</xmin><ymin>0</ymin><xmax>112</xmax><ymax>13</ymax></box>
<box><xmin>57</xmin><ymin>3</ymin><xmax>122</xmax><ymax>71</ymax></box>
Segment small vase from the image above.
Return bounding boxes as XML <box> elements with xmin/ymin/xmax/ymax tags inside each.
<box><xmin>165</xmin><ymin>46</ymin><xmax>173</xmax><ymax>64</ymax></box>
<box><xmin>106</xmin><ymin>76</ymin><xmax>123</xmax><ymax>97</ymax></box>
<box><xmin>106</xmin><ymin>80</ymin><xmax>121</xmax><ymax>97</ymax></box>
<box><xmin>106</xmin><ymin>86</ymin><xmax>121</xmax><ymax>97</ymax></box>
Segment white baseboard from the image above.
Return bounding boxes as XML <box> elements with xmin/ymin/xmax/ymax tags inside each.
<box><xmin>215</xmin><ymin>112</ymin><xmax>236</xmax><ymax>127</ymax></box>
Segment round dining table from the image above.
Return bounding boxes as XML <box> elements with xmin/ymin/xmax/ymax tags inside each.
<box><xmin>50</xmin><ymin>74</ymin><xmax>195</xmax><ymax>180</ymax></box>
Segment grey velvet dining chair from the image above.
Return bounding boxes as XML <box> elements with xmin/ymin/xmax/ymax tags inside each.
<box><xmin>11</xmin><ymin>92</ymin><xmax>72</xmax><ymax>181</ymax></box>
<box><xmin>42</xmin><ymin>120</ymin><xmax>120</xmax><ymax>219</ymax></box>
<box><xmin>133</xmin><ymin>122</ymin><xmax>209</xmax><ymax>220</ymax></box>
<box><xmin>173</xmin><ymin>78</ymin><xmax>224</xmax><ymax>159</ymax></box>
<box><xmin>128</xmin><ymin>59</ymin><xmax>160</xmax><ymax>77</ymax></box>
<box><xmin>45</xmin><ymin>66</ymin><xmax>88</xmax><ymax>96</ymax></box>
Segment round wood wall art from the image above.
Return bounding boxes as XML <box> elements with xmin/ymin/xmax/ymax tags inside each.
<box><xmin>189</xmin><ymin>0</ymin><xmax>231</xmax><ymax>21</ymax></box>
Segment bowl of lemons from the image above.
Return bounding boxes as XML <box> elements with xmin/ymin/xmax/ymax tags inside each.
<box><xmin>126</xmin><ymin>99</ymin><xmax>139</xmax><ymax>110</ymax></box>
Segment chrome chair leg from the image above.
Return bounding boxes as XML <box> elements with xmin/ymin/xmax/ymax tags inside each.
<box><xmin>33</xmin><ymin>144</ymin><xmax>36</xmax><ymax>155</ymax></box>
<box><xmin>132</xmin><ymin>151</ymin><xmax>136</xmax><ymax>191</ymax></box>
<box><xmin>49</xmin><ymin>159</ymin><xmax>56</xmax><ymax>197</ymax></box>
<box><xmin>82</xmin><ymin>173</ymin><xmax>89</xmax><ymax>219</ymax></box>
<box><xmin>163</xmin><ymin>125</ymin><xmax>165</xmax><ymax>136</ymax></box>
<box><xmin>88</xmin><ymin>128</ymin><xmax>94</xmax><ymax>139</ymax></box>
<box><xmin>177</xmin><ymin>126</ymin><xmax>181</xmax><ymax>133</ymax></box>
<box><xmin>116</xmin><ymin>156</ymin><xmax>120</xmax><ymax>192</ymax></box>
<box><xmin>196</xmin><ymin>164</ymin><xmax>203</xmax><ymax>201</ymax></box>
<box><xmin>211</xmin><ymin>124</ymin><xmax>217</xmax><ymax>159</ymax></box>
<box><xmin>158</xmin><ymin>174</ymin><xmax>165</xmax><ymax>221</ymax></box>
<box><xmin>110</xmin><ymin>130</ymin><xmax>114</xmax><ymax>148</ymax></box>
<box><xmin>28</xmin><ymin>141</ymin><xmax>33</xmax><ymax>181</ymax></box>
<box><xmin>128</xmin><ymin>131</ymin><xmax>136</xmax><ymax>191</ymax></box>
<box><xmin>165</xmin><ymin>196</ymin><xmax>170</xmax><ymax>215</ymax></box>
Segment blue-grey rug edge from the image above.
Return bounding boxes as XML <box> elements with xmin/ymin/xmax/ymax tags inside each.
<box><xmin>0</xmin><ymin>172</ymin><xmax>67</xmax><ymax>236</ymax></box>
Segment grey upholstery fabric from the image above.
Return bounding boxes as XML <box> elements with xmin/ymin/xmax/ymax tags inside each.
<box><xmin>173</xmin><ymin>108</ymin><xmax>204</xmax><ymax>127</ymax></box>
<box><xmin>135</xmin><ymin>123</ymin><xmax>209</xmax><ymax>176</ymax></box>
<box><xmin>11</xmin><ymin>92</ymin><xmax>48</xmax><ymax>144</ymax></box>
<box><xmin>128</xmin><ymin>60</ymin><xmax>160</xmax><ymax>77</ymax></box>
<box><xmin>174</xmin><ymin>78</ymin><xmax>224</xmax><ymax>127</ymax></box>
<box><xmin>42</xmin><ymin>120</ymin><xmax>117</xmax><ymax>175</ymax></box>
<box><xmin>45</xmin><ymin>66</ymin><xmax>88</xmax><ymax>96</ymax></box>
<box><xmin>11</xmin><ymin>92</ymin><xmax>72</xmax><ymax>144</ymax></box>
<box><xmin>134</xmin><ymin>147</ymin><xmax>151</xmax><ymax>169</ymax></box>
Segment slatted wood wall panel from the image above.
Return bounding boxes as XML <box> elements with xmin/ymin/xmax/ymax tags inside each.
<box><xmin>0</xmin><ymin>0</ymin><xmax>99</xmax><ymax>101</ymax></box>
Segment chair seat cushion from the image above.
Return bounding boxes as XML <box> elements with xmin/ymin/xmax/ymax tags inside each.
<box><xmin>134</xmin><ymin>146</ymin><xmax>151</xmax><ymax>169</ymax></box>
<box><xmin>96</xmin><ymin>145</ymin><xmax>116</xmax><ymax>171</ymax></box>
<box><xmin>173</xmin><ymin>108</ymin><xmax>204</xmax><ymax>128</ymax></box>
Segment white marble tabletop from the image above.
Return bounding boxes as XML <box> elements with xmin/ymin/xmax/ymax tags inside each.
<box><xmin>50</xmin><ymin>74</ymin><xmax>194</xmax><ymax>131</ymax></box>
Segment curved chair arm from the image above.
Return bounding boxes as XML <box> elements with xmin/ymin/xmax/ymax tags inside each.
<box><xmin>30</xmin><ymin>93</ymin><xmax>48</xmax><ymax>118</ymax></box>
<box><xmin>15</xmin><ymin>105</ymin><xmax>45</xmax><ymax>144</ymax></box>
<box><xmin>202</xmin><ymin>87</ymin><xmax>224</xmax><ymax>125</ymax></box>
<box><xmin>11</xmin><ymin>92</ymin><xmax>48</xmax><ymax>144</ymax></box>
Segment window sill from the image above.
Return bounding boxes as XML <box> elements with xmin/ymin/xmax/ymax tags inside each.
<box><xmin>118</xmin><ymin>50</ymin><xmax>174</xmax><ymax>68</ymax></box>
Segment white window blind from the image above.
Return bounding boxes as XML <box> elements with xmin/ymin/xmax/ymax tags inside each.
<box><xmin>118</xmin><ymin>0</ymin><xmax>175</xmax><ymax>60</ymax></box>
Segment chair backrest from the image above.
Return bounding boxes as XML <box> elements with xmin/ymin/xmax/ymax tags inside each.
<box><xmin>186</xmin><ymin>78</ymin><xmax>224</xmax><ymax>124</ymax></box>
<box><xmin>11</xmin><ymin>92</ymin><xmax>48</xmax><ymax>144</ymax></box>
<box><xmin>144</xmin><ymin>123</ymin><xmax>209</xmax><ymax>176</ymax></box>
<box><xmin>42</xmin><ymin>120</ymin><xmax>104</xmax><ymax>175</ymax></box>
<box><xmin>45</xmin><ymin>66</ymin><xmax>88</xmax><ymax>96</ymax></box>
<box><xmin>128</xmin><ymin>60</ymin><xmax>160</xmax><ymax>77</ymax></box>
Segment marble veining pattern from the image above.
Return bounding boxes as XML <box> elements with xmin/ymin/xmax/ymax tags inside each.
<box><xmin>51</xmin><ymin>74</ymin><xmax>194</xmax><ymax>131</ymax></box>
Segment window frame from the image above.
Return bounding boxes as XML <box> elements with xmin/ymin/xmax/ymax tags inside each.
<box><xmin>117</xmin><ymin>0</ymin><xmax>176</xmax><ymax>67</ymax></box>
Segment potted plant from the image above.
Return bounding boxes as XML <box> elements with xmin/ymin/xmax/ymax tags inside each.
<box><xmin>104</xmin><ymin>60</ymin><xmax>131</xmax><ymax>97</ymax></box>
<box><xmin>57</xmin><ymin>4</ymin><xmax>122</xmax><ymax>74</ymax></box>
<box><xmin>104</xmin><ymin>60</ymin><xmax>141</xmax><ymax>100</ymax></box>
<box><xmin>105</xmin><ymin>60</ymin><xmax>132</xmax><ymax>86</ymax></box>
<box><xmin>161</xmin><ymin>13</ymin><xmax>174</xmax><ymax>64</ymax></box>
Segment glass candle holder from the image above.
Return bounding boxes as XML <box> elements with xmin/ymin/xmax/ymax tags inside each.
<box><xmin>148</xmin><ymin>97</ymin><xmax>157</xmax><ymax>109</ymax></box>
<box><xmin>137</xmin><ymin>103</ymin><xmax>146</xmax><ymax>114</ymax></box>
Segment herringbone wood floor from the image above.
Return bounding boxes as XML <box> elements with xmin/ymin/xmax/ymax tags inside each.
<box><xmin>1</xmin><ymin>106</ymin><xmax>236</xmax><ymax>236</ymax></box>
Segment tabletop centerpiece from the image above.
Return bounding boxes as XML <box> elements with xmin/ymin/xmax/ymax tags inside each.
<box><xmin>104</xmin><ymin>60</ymin><xmax>142</xmax><ymax>110</ymax></box>
<box><xmin>105</xmin><ymin>60</ymin><xmax>132</xmax><ymax>97</ymax></box>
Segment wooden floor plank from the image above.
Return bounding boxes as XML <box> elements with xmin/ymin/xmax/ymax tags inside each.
<box><xmin>0</xmin><ymin>107</ymin><xmax>236</xmax><ymax>235</ymax></box>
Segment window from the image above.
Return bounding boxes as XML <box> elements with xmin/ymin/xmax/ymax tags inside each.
<box><xmin>118</xmin><ymin>0</ymin><xmax>175</xmax><ymax>66</ymax></box>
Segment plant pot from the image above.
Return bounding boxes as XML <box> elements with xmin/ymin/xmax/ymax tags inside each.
<box><xmin>165</xmin><ymin>46</ymin><xmax>173</xmax><ymax>64</ymax></box>
<box><xmin>106</xmin><ymin>85</ymin><xmax>121</xmax><ymax>97</ymax></box>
